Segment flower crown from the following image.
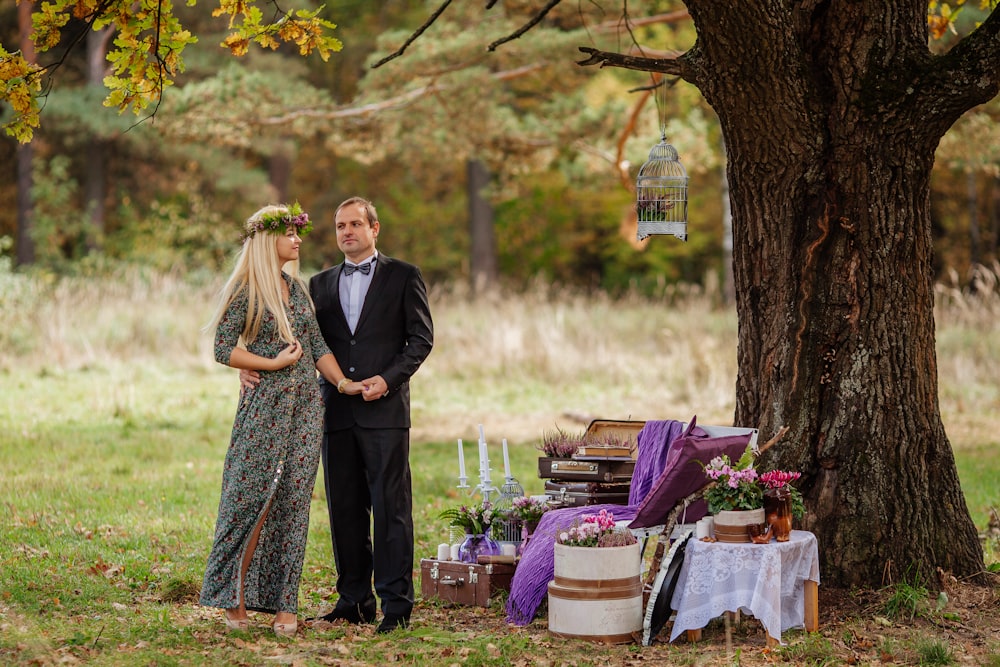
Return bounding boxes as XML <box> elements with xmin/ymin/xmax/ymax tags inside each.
<box><xmin>242</xmin><ymin>202</ymin><xmax>313</xmax><ymax>241</ymax></box>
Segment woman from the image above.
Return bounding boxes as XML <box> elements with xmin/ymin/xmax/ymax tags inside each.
<box><xmin>200</xmin><ymin>203</ymin><xmax>361</xmax><ymax>637</ymax></box>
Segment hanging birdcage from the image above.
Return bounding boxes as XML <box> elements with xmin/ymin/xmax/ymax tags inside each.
<box><xmin>635</xmin><ymin>137</ymin><xmax>689</xmax><ymax>241</ymax></box>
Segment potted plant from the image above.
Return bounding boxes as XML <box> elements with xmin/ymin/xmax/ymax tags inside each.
<box><xmin>506</xmin><ymin>496</ymin><xmax>551</xmax><ymax>551</ymax></box>
<box><xmin>703</xmin><ymin>445</ymin><xmax>805</xmax><ymax>542</ymax></box>
<box><xmin>548</xmin><ymin>510</ymin><xmax>643</xmax><ymax>643</ymax></box>
<box><xmin>439</xmin><ymin>501</ymin><xmax>502</xmax><ymax>563</ymax></box>
<box><xmin>536</xmin><ymin>427</ymin><xmax>585</xmax><ymax>458</ymax></box>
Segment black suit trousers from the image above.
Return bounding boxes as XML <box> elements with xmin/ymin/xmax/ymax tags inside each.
<box><xmin>321</xmin><ymin>423</ymin><xmax>414</xmax><ymax>618</ymax></box>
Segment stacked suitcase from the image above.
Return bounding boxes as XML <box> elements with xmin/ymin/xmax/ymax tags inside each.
<box><xmin>538</xmin><ymin>420</ymin><xmax>645</xmax><ymax>508</ymax></box>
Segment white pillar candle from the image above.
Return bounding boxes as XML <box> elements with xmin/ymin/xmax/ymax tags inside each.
<box><xmin>449</xmin><ymin>543</ymin><xmax>461</xmax><ymax>561</ymax></box>
<box><xmin>457</xmin><ymin>439</ymin><xmax>466</xmax><ymax>479</ymax></box>
<box><xmin>502</xmin><ymin>438</ymin><xmax>511</xmax><ymax>479</ymax></box>
<box><xmin>480</xmin><ymin>437</ymin><xmax>491</xmax><ymax>484</ymax></box>
<box><xmin>437</xmin><ymin>543</ymin><xmax>450</xmax><ymax>561</ymax></box>
<box><xmin>501</xmin><ymin>543</ymin><xmax>517</xmax><ymax>557</ymax></box>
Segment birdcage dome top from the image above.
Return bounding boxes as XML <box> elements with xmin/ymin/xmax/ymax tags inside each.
<box><xmin>637</xmin><ymin>139</ymin><xmax>688</xmax><ymax>180</ymax></box>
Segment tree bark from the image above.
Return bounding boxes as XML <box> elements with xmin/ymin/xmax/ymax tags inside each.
<box><xmin>582</xmin><ymin>0</ymin><xmax>995</xmax><ymax>586</ymax></box>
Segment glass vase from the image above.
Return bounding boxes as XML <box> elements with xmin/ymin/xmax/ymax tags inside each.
<box><xmin>458</xmin><ymin>530</ymin><xmax>502</xmax><ymax>563</ymax></box>
<box><xmin>763</xmin><ymin>487</ymin><xmax>794</xmax><ymax>542</ymax></box>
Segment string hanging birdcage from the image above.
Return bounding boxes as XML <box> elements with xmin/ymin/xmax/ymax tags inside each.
<box><xmin>635</xmin><ymin>78</ymin><xmax>689</xmax><ymax>241</ymax></box>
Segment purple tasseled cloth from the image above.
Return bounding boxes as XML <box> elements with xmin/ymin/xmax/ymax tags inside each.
<box><xmin>505</xmin><ymin>419</ymin><xmax>685</xmax><ymax>626</ymax></box>
<box><xmin>628</xmin><ymin>420</ymin><xmax>686</xmax><ymax>506</ymax></box>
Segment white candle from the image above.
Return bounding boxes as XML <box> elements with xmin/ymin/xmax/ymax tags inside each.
<box><xmin>481</xmin><ymin>439</ymin><xmax>491</xmax><ymax>483</ymax></box>
<box><xmin>501</xmin><ymin>543</ymin><xmax>517</xmax><ymax>557</ymax></box>
<box><xmin>457</xmin><ymin>439</ymin><xmax>466</xmax><ymax>479</ymax></box>
<box><xmin>449</xmin><ymin>543</ymin><xmax>460</xmax><ymax>560</ymax></box>
<box><xmin>437</xmin><ymin>543</ymin><xmax>450</xmax><ymax>561</ymax></box>
<box><xmin>502</xmin><ymin>438</ymin><xmax>511</xmax><ymax>479</ymax></box>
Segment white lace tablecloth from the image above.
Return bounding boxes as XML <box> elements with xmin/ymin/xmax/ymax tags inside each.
<box><xmin>669</xmin><ymin>530</ymin><xmax>820</xmax><ymax>643</ymax></box>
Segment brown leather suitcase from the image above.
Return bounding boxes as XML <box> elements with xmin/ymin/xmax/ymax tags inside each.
<box><xmin>419</xmin><ymin>559</ymin><xmax>515</xmax><ymax>607</ymax></box>
<box><xmin>537</xmin><ymin>456</ymin><xmax>636</xmax><ymax>482</ymax></box>
<box><xmin>543</xmin><ymin>480</ymin><xmax>632</xmax><ymax>507</ymax></box>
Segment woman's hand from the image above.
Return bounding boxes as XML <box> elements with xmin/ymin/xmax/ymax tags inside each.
<box><xmin>274</xmin><ymin>340</ymin><xmax>303</xmax><ymax>369</ymax></box>
<box><xmin>339</xmin><ymin>380</ymin><xmax>365</xmax><ymax>396</ymax></box>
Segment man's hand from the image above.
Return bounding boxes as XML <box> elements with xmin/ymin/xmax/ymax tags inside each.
<box><xmin>239</xmin><ymin>368</ymin><xmax>262</xmax><ymax>390</ymax></box>
<box><xmin>361</xmin><ymin>375</ymin><xmax>388</xmax><ymax>401</ymax></box>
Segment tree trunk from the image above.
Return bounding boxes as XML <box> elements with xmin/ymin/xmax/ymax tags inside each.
<box><xmin>15</xmin><ymin>0</ymin><xmax>36</xmax><ymax>266</ymax></box>
<box><xmin>269</xmin><ymin>145</ymin><xmax>294</xmax><ymax>202</ymax></box>
<box><xmin>467</xmin><ymin>158</ymin><xmax>498</xmax><ymax>292</ymax></box>
<box><xmin>683</xmin><ymin>1</ymin><xmax>986</xmax><ymax>586</ymax></box>
<box><xmin>967</xmin><ymin>169</ymin><xmax>983</xmax><ymax>270</ymax></box>
<box><xmin>84</xmin><ymin>26</ymin><xmax>115</xmax><ymax>251</ymax></box>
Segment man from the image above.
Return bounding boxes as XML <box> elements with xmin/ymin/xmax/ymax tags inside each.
<box><xmin>309</xmin><ymin>197</ymin><xmax>433</xmax><ymax>633</ymax></box>
<box><xmin>240</xmin><ymin>196</ymin><xmax>433</xmax><ymax>633</ymax></box>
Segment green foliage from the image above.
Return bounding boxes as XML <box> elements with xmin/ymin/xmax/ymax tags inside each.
<box><xmin>883</xmin><ymin>572</ymin><xmax>930</xmax><ymax>622</ymax></box>
<box><xmin>915</xmin><ymin>637</ymin><xmax>955</xmax><ymax>665</ymax></box>
<box><xmin>108</xmin><ymin>195</ymin><xmax>233</xmax><ymax>273</ymax></box>
<box><xmin>30</xmin><ymin>155</ymin><xmax>88</xmax><ymax>268</ymax></box>
<box><xmin>777</xmin><ymin>632</ymin><xmax>838</xmax><ymax>665</ymax></box>
<box><xmin>2</xmin><ymin>0</ymin><xmax>342</xmax><ymax>142</ymax></box>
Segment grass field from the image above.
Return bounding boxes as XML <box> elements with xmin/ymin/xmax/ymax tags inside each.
<box><xmin>1</xmin><ymin>263</ymin><xmax>998</xmax><ymax>665</ymax></box>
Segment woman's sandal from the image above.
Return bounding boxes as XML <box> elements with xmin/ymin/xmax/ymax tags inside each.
<box><xmin>224</xmin><ymin>609</ymin><xmax>250</xmax><ymax>632</ymax></box>
<box><xmin>272</xmin><ymin>620</ymin><xmax>297</xmax><ymax>637</ymax></box>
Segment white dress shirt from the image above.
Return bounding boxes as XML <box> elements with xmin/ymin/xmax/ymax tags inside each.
<box><xmin>339</xmin><ymin>252</ymin><xmax>377</xmax><ymax>334</ymax></box>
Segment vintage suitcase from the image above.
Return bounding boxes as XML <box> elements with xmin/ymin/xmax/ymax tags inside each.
<box><xmin>419</xmin><ymin>559</ymin><xmax>515</xmax><ymax>607</ymax></box>
<box><xmin>583</xmin><ymin>419</ymin><xmax>646</xmax><ymax>456</ymax></box>
<box><xmin>544</xmin><ymin>480</ymin><xmax>631</xmax><ymax>507</ymax></box>
<box><xmin>538</xmin><ymin>456</ymin><xmax>636</xmax><ymax>482</ymax></box>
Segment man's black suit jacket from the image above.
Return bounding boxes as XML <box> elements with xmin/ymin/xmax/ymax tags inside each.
<box><xmin>310</xmin><ymin>254</ymin><xmax>433</xmax><ymax>431</ymax></box>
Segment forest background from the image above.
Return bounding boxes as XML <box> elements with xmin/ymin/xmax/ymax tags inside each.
<box><xmin>1</xmin><ymin>0</ymin><xmax>996</xmax><ymax>288</ymax></box>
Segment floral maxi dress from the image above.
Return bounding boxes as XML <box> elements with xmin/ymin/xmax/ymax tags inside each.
<box><xmin>200</xmin><ymin>275</ymin><xmax>330</xmax><ymax>614</ymax></box>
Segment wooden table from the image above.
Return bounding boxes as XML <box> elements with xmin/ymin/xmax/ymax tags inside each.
<box><xmin>669</xmin><ymin>529</ymin><xmax>820</xmax><ymax>646</ymax></box>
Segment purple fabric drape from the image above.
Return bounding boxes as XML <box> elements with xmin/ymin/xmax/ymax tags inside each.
<box><xmin>506</xmin><ymin>419</ymin><xmax>686</xmax><ymax>626</ymax></box>
<box><xmin>628</xmin><ymin>420</ymin><xmax>686</xmax><ymax>506</ymax></box>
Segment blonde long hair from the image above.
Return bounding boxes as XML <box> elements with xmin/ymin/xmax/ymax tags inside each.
<box><xmin>208</xmin><ymin>204</ymin><xmax>313</xmax><ymax>346</ymax></box>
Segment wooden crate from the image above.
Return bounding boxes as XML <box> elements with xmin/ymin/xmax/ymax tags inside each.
<box><xmin>419</xmin><ymin>559</ymin><xmax>515</xmax><ymax>607</ymax></box>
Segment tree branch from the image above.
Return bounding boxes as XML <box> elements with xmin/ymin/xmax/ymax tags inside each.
<box><xmin>254</xmin><ymin>63</ymin><xmax>545</xmax><ymax>124</ymax></box>
<box><xmin>371</xmin><ymin>0</ymin><xmax>454</xmax><ymax>68</ymax></box>
<box><xmin>487</xmin><ymin>0</ymin><xmax>563</xmax><ymax>52</ymax></box>
<box><xmin>932</xmin><ymin>8</ymin><xmax>1000</xmax><ymax>110</ymax></box>
<box><xmin>576</xmin><ymin>46</ymin><xmax>691</xmax><ymax>79</ymax></box>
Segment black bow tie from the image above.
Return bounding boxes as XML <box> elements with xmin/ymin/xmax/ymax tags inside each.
<box><xmin>344</xmin><ymin>262</ymin><xmax>372</xmax><ymax>276</ymax></box>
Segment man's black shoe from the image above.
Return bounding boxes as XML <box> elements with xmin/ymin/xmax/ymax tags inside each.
<box><xmin>308</xmin><ymin>602</ymin><xmax>376</xmax><ymax>625</ymax></box>
<box><xmin>375</xmin><ymin>614</ymin><xmax>409</xmax><ymax>634</ymax></box>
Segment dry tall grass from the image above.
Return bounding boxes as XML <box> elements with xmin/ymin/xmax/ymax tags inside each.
<box><xmin>2</xmin><ymin>261</ymin><xmax>997</xmax><ymax>447</ymax></box>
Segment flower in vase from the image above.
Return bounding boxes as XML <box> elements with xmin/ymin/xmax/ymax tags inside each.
<box><xmin>507</xmin><ymin>496</ymin><xmax>551</xmax><ymax>523</ymax></box>
<box><xmin>439</xmin><ymin>501</ymin><xmax>495</xmax><ymax>535</ymax></box>
<box><xmin>760</xmin><ymin>469</ymin><xmax>806</xmax><ymax>518</ymax></box>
